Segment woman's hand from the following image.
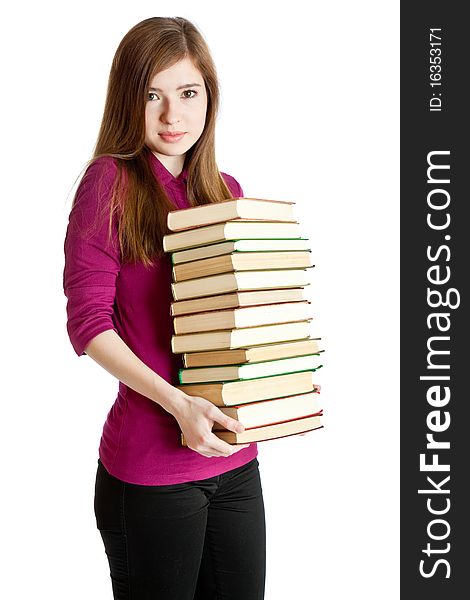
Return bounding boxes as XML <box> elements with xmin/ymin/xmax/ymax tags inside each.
<box><xmin>171</xmin><ymin>392</ymin><xmax>251</xmax><ymax>458</ymax></box>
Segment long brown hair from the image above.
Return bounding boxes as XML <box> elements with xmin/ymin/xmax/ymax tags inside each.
<box><xmin>77</xmin><ymin>17</ymin><xmax>236</xmax><ymax>267</ymax></box>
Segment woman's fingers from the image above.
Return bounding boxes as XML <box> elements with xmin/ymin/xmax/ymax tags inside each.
<box><xmin>178</xmin><ymin>396</ymin><xmax>251</xmax><ymax>457</ymax></box>
<box><xmin>206</xmin><ymin>409</ymin><xmax>250</xmax><ymax>455</ymax></box>
<box><xmin>211</xmin><ymin>409</ymin><xmax>245</xmax><ymax>434</ymax></box>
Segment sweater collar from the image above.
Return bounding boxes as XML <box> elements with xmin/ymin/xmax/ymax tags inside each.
<box><xmin>148</xmin><ymin>150</ymin><xmax>188</xmax><ymax>185</ymax></box>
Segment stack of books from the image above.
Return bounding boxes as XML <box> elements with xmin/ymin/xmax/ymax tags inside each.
<box><xmin>162</xmin><ymin>197</ymin><xmax>324</xmax><ymax>446</ymax></box>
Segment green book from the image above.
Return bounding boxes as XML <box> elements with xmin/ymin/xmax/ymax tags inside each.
<box><xmin>178</xmin><ymin>355</ymin><xmax>323</xmax><ymax>384</ymax></box>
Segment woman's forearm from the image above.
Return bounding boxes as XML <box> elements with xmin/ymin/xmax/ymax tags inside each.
<box><xmin>84</xmin><ymin>329</ymin><xmax>188</xmax><ymax>416</ymax></box>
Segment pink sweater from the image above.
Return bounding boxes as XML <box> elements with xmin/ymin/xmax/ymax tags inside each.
<box><xmin>63</xmin><ymin>151</ymin><xmax>258</xmax><ymax>484</ymax></box>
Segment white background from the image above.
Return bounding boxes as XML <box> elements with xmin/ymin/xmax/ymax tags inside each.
<box><xmin>1</xmin><ymin>1</ymin><xmax>399</xmax><ymax>598</ymax></box>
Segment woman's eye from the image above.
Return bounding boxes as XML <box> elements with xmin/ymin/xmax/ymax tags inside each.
<box><xmin>147</xmin><ymin>90</ymin><xmax>197</xmax><ymax>101</ymax></box>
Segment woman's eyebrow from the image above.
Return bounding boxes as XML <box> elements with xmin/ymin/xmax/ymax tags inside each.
<box><xmin>149</xmin><ymin>83</ymin><xmax>203</xmax><ymax>92</ymax></box>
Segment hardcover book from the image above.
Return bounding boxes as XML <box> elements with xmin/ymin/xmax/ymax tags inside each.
<box><xmin>171</xmin><ymin>269</ymin><xmax>311</xmax><ymax>301</ymax></box>
<box><xmin>163</xmin><ymin>220</ymin><xmax>302</xmax><ymax>252</ymax></box>
<box><xmin>178</xmin><ymin>354</ymin><xmax>323</xmax><ymax>384</ymax></box>
<box><xmin>176</xmin><ymin>370</ymin><xmax>318</xmax><ymax>407</ymax></box>
<box><xmin>217</xmin><ymin>391</ymin><xmax>322</xmax><ymax>427</ymax></box>
<box><xmin>173</xmin><ymin>301</ymin><xmax>312</xmax><ymax>334</ymax></box>
<box><xmin>167</xmin><ymin>198</ymin><xmax>296</xmax><ymax>232</ymax></box>
<box><xmin>172</xmin><ymin>251</ymin><xmax>313</xmax><ymax>282</ymax></box>
<box><xmin>181</xmin><ymin>414</ymin><xmax>323</xmax><ymax>445</ymax></box>
<box><xmin>171</xmin><ymin>320</ymin><xmax>312</xmax><ymax>353</ymax></box>
<box><xmin>171</xmin><ymin>238</ymin><xmax>311</xmax><ymax>265</ymax></box>
<box><xmin>170</xmin><ymin>288</ymin><xmax>307</xmax><ymax>317</ymax></box>
<box><xmin>182</xmin><ymin>338</ymin><xmax>322</xmax><ymax>368</ymax></box>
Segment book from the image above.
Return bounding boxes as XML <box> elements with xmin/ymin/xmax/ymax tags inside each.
<box><xmin>176</xmin><ymin>370</ymin><xmax>318</xmax><ymax>407</ymax></box>
<box><xmin>173</xmin><ymin>301</ymin><xmax>312</xmax><ymax>334</ymax></box>
<box><xmin>171</xmin><ymin>238</ymin><xmax>311</xmax><ymax>265</ymax></box>
<box><xmin>163</xmin><ymin>220</ymin><xmax>302</xmax><ymax>252</ymax></box>
<box><xmin>180</xmin><ymin>414</ymin><xmax>323</xmax><ymax>446</ymax></box>
<box><xmin>167</xmin><ymin>198</ymin><xmax>296</xmax><ymax>232</ymax></box>
<box><xmin>171</xmin><ymin>269</ymin><xmax>311</xmax><ymax>301</ymax></box>
<box><xmin>183</xmin><ymin>338</ymin><xmax>322</xmax><ymax>368</ymax></box>
<box><xmin>217</xmin><ymin>391</ymin><xmax>321</xmax><ymax>427</ymax></box>
<box><xmin>172</xmin><ymin>251</ymin><xmax>314</xmax><ymax>282</ymax></box>
<box><xmin>178</xmin><ymin>354</ymin><xmax>323</xmax><ymax>384</ymax></box>
<box><xmin>172</xmin><ymin>320</ymin><xmax>312</xmax><ymax>353</ymax></box>
<box><xmin>171</xmin><ymin>288</ymin><xmax>307</xmax><ymax>317</ymax></box>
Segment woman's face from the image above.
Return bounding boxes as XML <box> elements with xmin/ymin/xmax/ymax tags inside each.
<box><xmin>144</xmin><ymin>57</ymin><xmax>208</xmax><ymax>168</ymax></box>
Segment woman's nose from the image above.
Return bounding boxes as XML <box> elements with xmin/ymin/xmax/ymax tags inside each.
<box><xmin>160</xmin><ymin>99</ymin><xmax>181</xmax><ymax>124</ymax></box>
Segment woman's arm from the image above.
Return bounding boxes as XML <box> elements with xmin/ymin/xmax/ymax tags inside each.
<box><xmin>84</xmin><ymin>329</ymin><xmax>182</xmax><ymax>412</ymax></box>
<box><xmin>85</xmin><ymin>329</ymin><xmax>249</xmax><ymax>458</ymax></box>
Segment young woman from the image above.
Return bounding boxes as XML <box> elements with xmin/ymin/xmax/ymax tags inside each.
<box><xmin>63</xmin><ymin>17</ymin><xmax>266</xmax><ymax>600</ymax></box>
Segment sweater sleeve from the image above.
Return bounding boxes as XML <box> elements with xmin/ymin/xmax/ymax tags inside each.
<box><xmin>63</xmin><ymin>157</ymin><xmax>121</xmax><ymax>357</ymax></box>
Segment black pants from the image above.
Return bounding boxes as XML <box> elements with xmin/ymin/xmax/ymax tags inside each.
<box><xmin>94</xmin><ymin>457</ymin><xmax>266</xmax><ymax>599</ymax></box>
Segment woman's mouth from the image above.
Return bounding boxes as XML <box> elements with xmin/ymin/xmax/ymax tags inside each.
<box><xmin>159</xmin><ymin>132</ymin><xmax>186</xmax><ymax>143</ymax></box>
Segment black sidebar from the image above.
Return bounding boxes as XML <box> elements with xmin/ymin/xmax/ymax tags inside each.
<box><xmin>401</xmin><ymin>2</ymin><xmax>468</xmax><ymax>598</ymax></box>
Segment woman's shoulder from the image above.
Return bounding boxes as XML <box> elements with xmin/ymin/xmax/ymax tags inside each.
<box><xmin>76</xmin><ymin>156</ymin><xmax>120</xmax><ymax>200</ymax></box>
<box><xmin>220</xmin><ymin>171</ymin><xmax>244</xmax><ymax>198</ymax></box>
<box><xmin>83</xmin><ymin>155</ymin><xmax>119</xmax><ymax>182</ymax></box>
<box><xmin>72</xmin><ymin>156</ymin><xmax>120</xmax><ymax>217</ymax></box>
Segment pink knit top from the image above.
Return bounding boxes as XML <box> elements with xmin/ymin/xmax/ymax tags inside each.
<box><xmin>63</xmin><ymin>151</ymin><xmax>258</xmax><ymax>484</ymax></box>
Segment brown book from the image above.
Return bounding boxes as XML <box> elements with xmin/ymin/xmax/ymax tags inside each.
<box><xmin>183</xmin><ymin>338</ymin><xmax>322</xmax><ymax>368</ymax></box>
<box><xmin>167</xmin><ymin>198</ymin><xmax>296</xmax><ymax>232</ymax></box>
<box><xmin>173</xmin><ymin>301</ymin><xmax>312</xmax><ymax>335</ymax></box>
<box><xmin>176</xmin><ymin>370</ymin><xmax>317</xmax><ymax>407</ymax></box>
<box><xmin>171</xmin><ymin>269</ymin><xmax>311</xmax><ymax>301</ymax></box>
<box><xmin>163</xmin><ymin>220</ymin><xmax>302</xmax><ymax>253</ymax></box>
<box><xmin>171</xmin><ymin>288</ymin><xmax>307</xmax><ymax>317</ymax></box>
<box><xmin>180</xmin><ymin>414</ymin><xmax>323</xmax><ymax>446</ymax></box>
<box><xmin>171</xmin><ymin>320</ymin><xmax>312</xmax><ymax>354</ymax></box>
<box><xmin>172</xmin><ymin>251</ymin><xmax>313</xmax><ymax>282</ymax></box>
<box><xmin>171</xmin><ymin>238</ymin><xmax>311</xmax><ymax>265</ymax></box>
<box><xmin>217</xmin><ymin>391</ymin><xmax>321</xmax><ymax>428</ymax></box>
